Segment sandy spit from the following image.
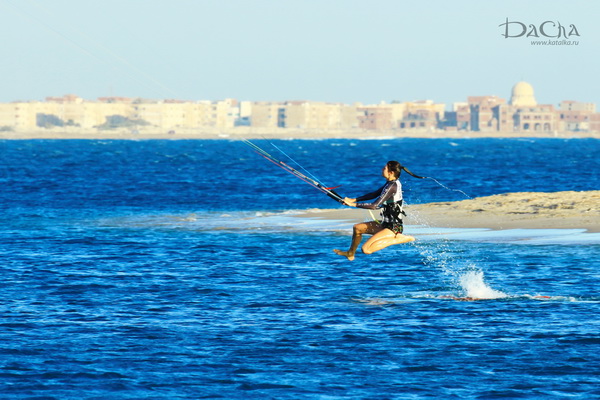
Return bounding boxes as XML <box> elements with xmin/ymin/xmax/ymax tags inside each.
<box><xmin>295</xmin><ymin>191</ymin><xmax>600</xmax><ymax>233</ymax></box>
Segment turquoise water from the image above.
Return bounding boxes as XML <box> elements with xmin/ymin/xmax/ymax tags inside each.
<box><xmin>0</xmin><ymin>138</ymin><xmax>598</xmax><ymax>399</ymax></box>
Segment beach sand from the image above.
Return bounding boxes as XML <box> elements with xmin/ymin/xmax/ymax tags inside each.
<box><xmin>295</xmin><ymin>191</ymin><xmax>600</xmax><ymax>233</ymax></box>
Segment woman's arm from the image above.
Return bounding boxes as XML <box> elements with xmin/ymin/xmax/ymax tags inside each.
<box><xmin>344</xmin><ymin>185</ymin><xmax>385</xmax><ymax>207</ymax></box>
<box><xmin>354</xmin><ymin>182</ymin><xmax>397</xmax><ymax>210</ymax></box>
<box><xmin>344</xmin><ymin>184</ymin><xmax>385</xmax><ymax>207</ymax></box>
<box><xmin>355</xmin><ymin>185</ymin><xmax>385</xmax><ymax>202</ymax></box>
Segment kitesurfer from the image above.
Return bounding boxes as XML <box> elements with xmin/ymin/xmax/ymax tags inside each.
<box><xmin>334</xmin><ymin>161</ymin><xmax>415</xmax><ymax>261</ymax></box>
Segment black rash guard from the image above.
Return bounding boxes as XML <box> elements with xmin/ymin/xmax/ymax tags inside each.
<box><xmin>355</xmin><ymin>179</ymin><xmax>405</xmax><ymax>234</ymax></box>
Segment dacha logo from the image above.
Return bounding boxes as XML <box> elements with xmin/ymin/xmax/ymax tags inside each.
<box><xmin>499</xmin><ymin>18</ymin><xmax>580</xmax><ymax>39</ymax></box>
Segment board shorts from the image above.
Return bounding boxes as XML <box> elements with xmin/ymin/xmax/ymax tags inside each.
<box><xmin>381</xmin><ymin>220</ymin><xmax>404</xmax><ymax>235</ymax></box>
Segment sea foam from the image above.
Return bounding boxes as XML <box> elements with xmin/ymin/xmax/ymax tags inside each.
<box><xmin>459</xmin><ymin>270</ymin><xmax>508</xmax><ymax>299</ymax></box>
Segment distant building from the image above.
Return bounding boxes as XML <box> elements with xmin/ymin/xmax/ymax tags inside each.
<box><xmin>282</xmin><ymin>101</ymin><xmax>358</xmax><ymax>130</ymax></box>
<box><xmin>0</xmin><ymin>84</ymin><xmax>598</xmax><ymax>134</ymax></box>
<box><xmin>509</xmin><ymin>81</ymin><xmax>537</xmax><ymax>107</ymax></box>
<box><xmin>590</xmin><ymin>113</ymin><xmax>600</xmax><ymax>133</ymax></box>
<box><xmin>453</xmin><ymin>102</ymin><xmax>470</xmax><ymax>131</ymax></box>
<box><xmin>448</xmin><ymin>82</ymin><xmax>577</xmax><ymax>134</ymax></box>
<box><xmin>505</xmin><ymin>82</ymin><xmax>557</xmax><ymax>133</ymax></box>
<box><xmin>467</xmin><ymin>96</ymin><xmax>506</xmax><ymax>132</ymax></box>
<box><xmin>509</xmin><ymin>104</ymin><xmax>557</xmax><ymax>133</ymax></box>
<box><xmin>357</xmin><ymin>100</ymin><xmax>444</xmax><ymax>131</ymax></box>
<box><xmin>358</xmin><ymin>104</ymin><xmax>393</xmax><ymax>130</ymax></box>
<box><xmin>248</xmin><ymin>102</ymin><xmax>282</xmax><ymax>128</ymax></box>
<box><xmin>248</xmin><ymin>101</ymin><xmax>359</xmax><ymax>130</ymax></box>
<box><xmin>398</xmin><ymin>101</ymin><xmax>445</xmax><ymax>131</ymax></box>
<box><xmin>0</xmin><ymin>96</ymin><xmax>240</xmax><ymax>132</ymax></box>
<box><xmin>558</xmin><ymin>100</ymin><xmax>596</xmax><ymax>132</ymax></box>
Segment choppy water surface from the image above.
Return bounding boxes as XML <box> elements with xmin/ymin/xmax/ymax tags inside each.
<box><xmin>0</xmin><ymin>139</ymin><xmax>599</xmax><ymax>399</ymax></box>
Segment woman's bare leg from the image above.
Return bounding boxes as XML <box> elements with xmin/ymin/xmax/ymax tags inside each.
<box><xmin>361</xmin><ymin>228</ymin><xmax>415</xmax><ymax>255</ymax></box>
<box><xmin>334</xmin><ymin>221</ymin><xmax>381</xmax><ymax>261</ymax></box>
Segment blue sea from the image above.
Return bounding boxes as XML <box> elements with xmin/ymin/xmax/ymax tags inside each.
<box><xmin>1</xmin><ymin>138</ymin><xmax>599</xmax><ymax>399</ymax></box>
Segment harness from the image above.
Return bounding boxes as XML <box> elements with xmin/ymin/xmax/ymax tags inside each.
<box><xmin>370</xmin><ymin>199</ymin><xmax>405</xmax><ymax>224</ymax></box>
<box><xmin>382</xmin><ymin>200</ymin><xmax>406</xmax><ymax>221</ymax></box>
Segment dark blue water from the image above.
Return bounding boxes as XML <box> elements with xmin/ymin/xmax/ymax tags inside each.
<box><xmin>1</xmin><ymin>139</ymin><xmax>599</xmax><ymax>399</ymax></box>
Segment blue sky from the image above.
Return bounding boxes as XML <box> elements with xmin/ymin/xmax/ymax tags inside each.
<box><xmin>1</xmin><ymin>0</ymin><xmax>598</xmax><ymax>107</ymax></box>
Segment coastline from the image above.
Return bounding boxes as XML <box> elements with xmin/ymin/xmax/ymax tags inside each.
<box><xmin>1</xmin><ymin>127</ymin><xmax>599</xmax><ymax>140</ymax></box>
<box><xmin>295</xmin><ymin>191</ymin><xmax>600</xmax><ymax>233</ymax></box>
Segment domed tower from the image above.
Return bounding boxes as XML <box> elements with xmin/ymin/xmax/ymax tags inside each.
<box><xmin>510</xmin><ymin>81</ymin><xmax>537</xmax><ymax>107</ymax></box>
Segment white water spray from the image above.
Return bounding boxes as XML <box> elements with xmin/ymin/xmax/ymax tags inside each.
<box><xmin>459</xmin><ymin>270</ymin><xmax>507</xmax><ymax>299</ymax></box>
<box><xmin>408</xmin><ymin>173</ymin><xmax>512</xmax><ymax>299</ymax></box>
